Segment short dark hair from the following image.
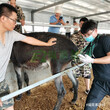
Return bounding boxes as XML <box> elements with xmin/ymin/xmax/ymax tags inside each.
<box><xmin>66</xmin><ymin>21</ymin><xmax>69</xmax><ymax>23</ymax></box>
<box><xmin>81</xmin><ymin>20</ymin><xmax>98</xmax><ymax>34</ymax></box>
<box><xmin>79</xmin><ymin>17</ymin><xmax>88</xmax><ymax>23</ymax></box>
<box><xmin>0</xmin><ymin>3</ymin><xmax>17</xmax><ymax>17</ymax></box>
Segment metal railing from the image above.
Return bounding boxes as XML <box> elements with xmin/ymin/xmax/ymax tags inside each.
<box><xmin>1</xmin><ymin>63</ymin><xmax>84</xmax><ymax>101</ymax></box>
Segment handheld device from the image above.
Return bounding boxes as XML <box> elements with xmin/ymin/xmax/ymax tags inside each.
<box><xmin>59</xmin><ymin>16</ymin><xmax>63</xmax><ymax>20</ymax></box>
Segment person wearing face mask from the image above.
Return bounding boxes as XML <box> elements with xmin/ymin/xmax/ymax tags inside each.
<box><xmin>78</xmin><ymin>20</ymin><xmax>110</xmax><ymax>110</ymax></box>
<box><xmin>48</xmin><ymin>6</ymin><xmax>66</xmax><ymax>34</ymax></box>
<box><xmin>70</xmin><ymin>17</ymin><xmax>91</xmax><ymax>95</ymax></box>
<box><xmin>83</xmin><ymin>30</ymin><xmax>95</xmax><ymax>42</ymax></box>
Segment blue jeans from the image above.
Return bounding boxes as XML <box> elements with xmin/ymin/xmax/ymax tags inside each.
<box><xmin>84</xmin><ymin>79</ymin><xmax>110</xmax><ymax>110</ymax></box>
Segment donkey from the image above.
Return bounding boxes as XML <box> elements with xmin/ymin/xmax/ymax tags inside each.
<box><xmin>11</xmin><ymin>32</ymin><xmax>78</xmax><ymax>110</ymax></box>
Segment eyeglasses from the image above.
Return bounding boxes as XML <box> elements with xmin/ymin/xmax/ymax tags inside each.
<box><xmin>4</xmin><ymin>15</ymin><xmax>17</xmax><ymax>24</ymax></box>
<box><xmin>83</xmin><ymin>30</ymin><xmax>94</xmax><ymax>38</ymax></box>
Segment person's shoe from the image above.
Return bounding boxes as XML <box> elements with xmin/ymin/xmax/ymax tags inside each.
<box><xmin>85</xmin><ymin>90</ymin><xmax>90</xmax><ymax>95</ymax></box>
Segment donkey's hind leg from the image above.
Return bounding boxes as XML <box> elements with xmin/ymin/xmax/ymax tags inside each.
<box><xmin>66</xmin><ymin>69</ymin><xmax>78</xmax><ymax>104</ymax></box>
<box><xmin>51</xmin><ymin>60</ymin><xmax>66</xmax><ymax>110</ymax></box>
<box><xmin>53</xmin><ymin>76</ymin><xmax>66</xmax><ymax>110</ymax></box>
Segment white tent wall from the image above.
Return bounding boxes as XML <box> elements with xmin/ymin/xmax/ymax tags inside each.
<box><xmin>23</xmin><ymin>9</ymin><xmax>74</xmax><ymax>34</ymax></box>
<box><xmin>33</xmin><ymin>12</ymin><xmax>73</xmax><ymax>24</ymax></box>
<box><xmin>23</xmin><ymin>10</ymin><xmax>32</xmax><ymax>22</ymax></box>
<box><xmin>22</xmin><ymin>9</ymin><xmax>110</xmax><ymax>34</ymax></box>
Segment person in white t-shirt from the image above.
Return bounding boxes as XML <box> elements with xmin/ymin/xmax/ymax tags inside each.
<box><xmin>0</xmin><ymin>3</ymin><xmax>57</xmax><ymax>110</ymax></box>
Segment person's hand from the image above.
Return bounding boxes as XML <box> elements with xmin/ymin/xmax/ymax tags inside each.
<box><xmin>47</xmin><ymin>38</ymin><xmax>57</xmax><ymax>46</ymax></box>
<box><xmin>0</xmin><ymin>99</ymin><xmax>2</xmax><ymax>107</ymax></box>
<box><xmin>78</xmin><ymin>54</ymin><xmax>94</xmax><ymax>64</ymax></box>
<box><xmin>59</xmin><ymin>19</ymin><xmax>64</xmax><ymax>24</ymax></box>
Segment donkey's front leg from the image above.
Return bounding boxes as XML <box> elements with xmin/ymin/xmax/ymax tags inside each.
<box><xmin>14</xmin><ymin>66</ymin><xmax>23</xmax><ymax>100</ymax></box>
<box><xmin>22</xmin><ymin>69</ymin><xmax>30</xmax><ymax>95</ymax></box>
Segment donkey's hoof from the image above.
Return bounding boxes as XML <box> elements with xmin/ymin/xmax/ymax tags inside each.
<box><xmin>69</xmin><ymin>99</ymin><xmax>76</xmax><ymax>105</ymax></box>
<box><xmin>69</xmin><ymin>101</ymin><xmax>75</xmax><ymax>105</ymax></box>
<box><xmin>15</xmin><ymin>95</ymin><xmax>22</xmax><ymax>100</ymax></box>
<box><xmin>26</xmin><ymin>91</ymin><xmax>31</xmax><ymax>96</ymax></box>
<box><xmin>70</xmin><ymin>88</ymin><xmax>74</xmax><ymax>92</ymax></box>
